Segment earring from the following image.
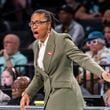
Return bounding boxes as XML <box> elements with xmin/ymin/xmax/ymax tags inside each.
<box><xmin>48</xmin><ymin>27</ymin><xmax>51</xmax><ymax>33</ymax></box>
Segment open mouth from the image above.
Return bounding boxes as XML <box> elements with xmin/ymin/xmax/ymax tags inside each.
<box><xmin>34</xmin><ymin>31</ymin><xmax>38</xmax><ymax>34</ymax></box>
<box><xmin>33</xmin><ymin>31</ymin><xmax>39</xmax><ymax>39</ymax></box>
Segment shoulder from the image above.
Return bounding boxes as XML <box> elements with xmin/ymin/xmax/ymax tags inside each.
<box><xmin>54</xmin><ymin>31</ymin><xmax>73</xmax><ymax>43</ymax></box>
<box><xmin>50</xmin><ymin>29</ymin><xmax>74</xmax><ymax>47</ymax></box>
<box><xmin>104</xmin><ymin>47</ymin><xmax>110</xmax><ymax>53</ymax></box>
<box><xmin>73</xmin><ymin>21</ymin><xmax>83</xmax><ymax>29</ymax></box>
<box><xmin>55</xmin><ymin>24</ymin><xmax>62</xmax><ymax>32</ymax></box>
<box><xmin>0</xmin><ymin>56</ymin><xmax>4</xmax><ymax>60</ymax></box>
<box><xmin>55</xmin><ymin>32</ymin><xmax>77</xmax><ymax>48</ymax></box>
<box><xmin>13</xmin><ymin>52</ymin><xmax>27</xmax><ymax>60</ymax></box>
<box><xmin>85</xmin><ymin>51</ymin><xmax>91</xmax><ymax>56</ymax></box>
<box><xmin>101</xmin><ymin>47</ymin><xmax>110</xmax><ymax>56</ymax></box>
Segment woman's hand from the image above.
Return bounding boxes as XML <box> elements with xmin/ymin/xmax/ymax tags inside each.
<box><xmin>104</xmin><ymin>89</ymin><xmax>110</xmax><ymax>106</ymax></box>
<box><xmin>20</xmin><ymin>92</ymin><xmax>30</xmax><ymax>110</ymax></box>
<box><xmin>102</xmin><ymin>72</ymin><xmax>110</xmax><ymax>82</ymax></box>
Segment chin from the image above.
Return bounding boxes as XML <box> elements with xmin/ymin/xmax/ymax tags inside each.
<box><xmin>12</xmin><ymin>96</ymin><xmax>18</xmax><ymax>99</ymax></box>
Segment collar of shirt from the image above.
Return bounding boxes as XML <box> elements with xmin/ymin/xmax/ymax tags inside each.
<box><xmin>10</xmin><ymin>51</ymin><xmax>20</xmax><ymax>59</ymax></box>
<box><xmin>38</xmin><ymin>34</ymin><xmax>49</xmax><ymax>48</ymax></box>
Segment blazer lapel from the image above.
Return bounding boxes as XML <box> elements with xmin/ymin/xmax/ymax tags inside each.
<box><xmin>33</xmin><ymin>41</ymin><xmax>39</xmax><ymax>67</ymax></box>
<box><xmin>43</xmin><ymin>30</ymin><xmax>56</xmax><ymax>73</ymax></box>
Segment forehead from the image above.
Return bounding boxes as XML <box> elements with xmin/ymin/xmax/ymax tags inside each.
<box><xmin>2</xmin><ymin>71</ymin><xmax>11</xmax><ymax>76</ymax></box>
<box><xmin>65</xmin><ymin>0</ymin><xmax>74</xmax><ymax>2</ymax></box>
<box><xmin>59</xmin><ymin>10</ymin><xmax>70</xmax><ymax>14</ymax></box>
<box><xmin>31</xmin><ymin>13</ymin><xmax>46</xmax><ymax>21</ymax></box>
<box><xmin>4</xmin><ymin>35</ymin><xmax>18</xmax><ymax>42</ymax></box>
<box><xmin>104</xmin><ymin>27</ymin><xmax>110</xmax><ymax>31</ymax></box>
<box><xmin>12</xmin><ymin>82</ymin><xmax>20</xmax><ymax>88</ymax></box>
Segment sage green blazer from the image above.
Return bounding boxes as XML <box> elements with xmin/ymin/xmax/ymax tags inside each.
<box><xmin>25</xmin><ymin>29</ymin><xmax>104</xmax><ymax>110</ymax></box>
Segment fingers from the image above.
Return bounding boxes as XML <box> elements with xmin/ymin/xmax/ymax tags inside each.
<box><xmin>20</xmin><ymin>94</ymin><xmax>30</xmax><ymax>110</ymax></box>
<box><xmin>102</xmin><ymin>72</ymin><xmax>110</xmax><ymax>82</ymax></box>
<box><xmin>4</xmin><ymin>50</ymin><xmax>9</xmax><ymax>57</ymax></box>
<box><xmin>20</xmin><ymin>102</ymin><xmax>25</xmax><ymax>110</ymax></box>
<box><xmin>107</xmin><ymin>73</ymin><xmax>110</xmax><ymax>76</ymax></box>
<box><xmin>0</xmin><ymin>49</ymin><xmax>4</xmax><ymax>56</ymax></box>
<box><xmin>20</xmin><ymin>97</ymin><xmax>26</xmax><ymax>110</ymax></box>
<box><xmin>107</xmin><ymin>97</ymin><xmax>110</xmax><ymax>105</ymax></box>
<box><xmin>25</xmin><ymin>98</ymin><xmax>30</xmax><ymax>109</ymax></box>
<box><xmin>105</xmin><ymin>73</ymin><xmax>110</xmax><ymax>82</ymax></box>
<box><xmin>106</xmin><ymin>97</ymin><xmax>110</xmax><ymax>106</ymax></box>
<box><xmin>26</xmin><ymin>98</ymin><xmax>30</xmax><ymax>106</ymax></box>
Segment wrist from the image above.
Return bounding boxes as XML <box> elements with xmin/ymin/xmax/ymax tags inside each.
<box><xmin>104</xmin><ymin>94</ymin><xmax>109</xmax><ymax>102</ymax></box>
<box><xmin>101</xmin><ymin>71</ymin><xmax>107</xmax><ymax>78</ymax></box>
<box><xmin>22</xmin><ymin>92</ymin><xmax>26</xmax><ymax>97</ymax></box>
<box><xmin>22</xmin><ymin>91</ymin><xmax>30</xmax><ymax>97</ymax></box>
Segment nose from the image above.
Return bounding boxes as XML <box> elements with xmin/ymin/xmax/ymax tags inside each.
<box><xmin>12</xmin><ymin>89</ymin><xmax>16</xmax><ymax>92</ymax></box>
<box><xmin>32</xmin><ymin>27</ymin><xmax>39</xmax><ymax>33</ymax></box>
<box><xmin>4</xmin><ymin>43</ymin><xmax>11</xmax><ymax>48</ymax></box>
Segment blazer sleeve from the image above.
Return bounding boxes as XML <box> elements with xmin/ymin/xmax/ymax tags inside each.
<box><xmin>25</xmin><ymin>70</ymin><xmax>44</xmax><ymax>98</ymax></box>
<box><xmin>64</xmin><ymin>37</ymin><xmax>105</xmax><ymax>78</ymax></box>
<box><xmin>24</xmin><ymin>40</ymin><xmax>43</xmax><ymax>98</ymax></box>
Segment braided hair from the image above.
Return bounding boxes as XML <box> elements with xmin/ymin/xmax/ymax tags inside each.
<box><xmin>31</xmin><ymin>9</ymin><xmax>58</xmax><ymax>28</ymax></box>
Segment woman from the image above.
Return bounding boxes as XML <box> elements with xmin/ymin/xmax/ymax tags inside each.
<box><xmin>8</xmin><ymin>76</ymin><xmax>30</xmax><ymax>105</ymax></box>
<box><xmin>1</xmin><ymin>68</ymin><xmax>17</xmax><ymax>87</ymax></box>
<box><xmin>20</xmin><ymin>9</ymin><xmax>110</xmax><ymax>110</ymax></box>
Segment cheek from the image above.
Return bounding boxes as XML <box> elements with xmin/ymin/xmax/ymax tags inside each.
<box><xmin>5</xmin><ymin>45</ymin><xmax>15</xmax><ymax>52</ymax></box>
<box><xmin>105</xmin><ymin>34</ymin><xmax>110</xmax><ymax>38</ymax></box>
<box><xmin>40</xmin><ymin>27</ymin><xmax>48</xmax><ymax>36</ymax></box>
<box><xmin>13</xmin><ymin>89</ymin><xmax>22</xmax><ymax>96</ymax></box>
<box><xmin>89</xmin><ymin>45</ymin><xmax>94</xmax><ymax>49</ymax></box>
<box><xmin>90</xmin><ymin>46</ymin><xmax>97</xmax><ymax>51</ymax></box>
<box><xmin>6</xmin><ymin>78</ymin><xmax>13</xmax><ymax>84</ymax></box>
<box><xmin>59</xmin><ymin>16</ymin><xmax>66</xmax><ymax>21</ymax></box>
<box><xmin>5</xmin><ymin>43</ymin><xmax>12</xmax><ymax>48</ymax></box>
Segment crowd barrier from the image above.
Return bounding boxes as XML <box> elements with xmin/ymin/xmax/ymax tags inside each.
<box><xmin>0</xmin><ymin>106</ymin><xmax>43</xmax><ymax>110</ymax></box>
<box><xmin>0</xmin><ymin>106</ymin><xmax>110</xmax><ymax>110</ymax></box>
<box><xmin>0</xmin><ymin>64</ymin><xmax>110</xmax><ymax>94</ymax></box>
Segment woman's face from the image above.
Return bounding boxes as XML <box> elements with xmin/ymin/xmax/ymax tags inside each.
<box><xmin>3</xmin><ymin>35</ymin><xmax>20</xmax><ymax>55</ymax></box>
<box><xmin>86</xmin><ymin>39</ymin><xmax>103</xmax><ymax>53</ymax></box>
<box><xmin>65</xmin><ymin>0</ymin><xmax>75</xmax><ymax>4</ymax></box>
<box><xmin>1</xmin><ymin>70</ymin><xmax>13</xmax><ymax>86</ymax></box>
<box><xmin>12</xmin><ymin>83</ymin><xmax>23</xmax><ymax>99</ymax></box>
<box><xmin>11</xmin><ymin>77</ymin><xmax>30</xmax><ymax>99</ymax></box>
<box><xmin>103</xmin><ymin>10</ymin><xmax>110</xmax><ymax>22</ymax></box>
<box><xmin>58</xmin><ymin>10</ymin><xmax>73</xmax><ymax>24</ymax></box>
<box><xmin>30</xmin><ymin>13</ymin><xmax>51</xmax><ymax>42</ymax></box>
<box><xmin>104</xmin><ymin>27</ymin><xmax>110</xmax><ymax>40</ymax></box>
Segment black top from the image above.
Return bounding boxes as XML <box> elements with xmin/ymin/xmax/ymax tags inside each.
<box><xmin>7</xmin><ymin>97</ymin><xmax>21</xmax><ymax>105</ymax></box>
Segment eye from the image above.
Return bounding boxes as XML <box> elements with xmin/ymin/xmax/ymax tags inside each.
<box><xmin>87</xmin><ymin>41</ymin><xmax>91</xmax><ymax>44</ymax></box>
<box><xmin>86</xmin><ymin>41</ymin><xmax>91</xmax><ymax>46</ymax></box>
<box><xmin>93</xmin><ymin>41</ymin><xmax>96</xmax><ymax>43</ymax></box>
<box><xmin>92</xmin><ymin>40</ymin><xmax>98</xmax><ymax>44</ymax></box>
